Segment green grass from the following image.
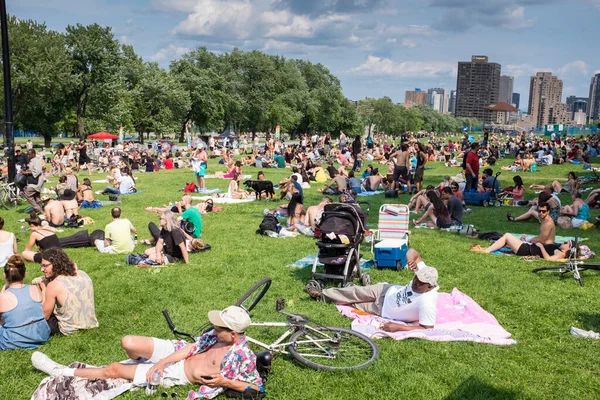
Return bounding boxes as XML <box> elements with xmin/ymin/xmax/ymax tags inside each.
<box><xmin>1</xmin><ymin>153</ymin><xmax>600</xmax><ymax>400</ymax></box>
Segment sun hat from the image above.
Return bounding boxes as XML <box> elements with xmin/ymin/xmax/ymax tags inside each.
<box><xmin>208</xmin><ymin>306</ymin><xmax>251</xmax><ymax>333</ymax></box>
<box><xmin>416</xmin><ymin>266</ymin><xmax>438</xmax><ymax>286</ymax></box>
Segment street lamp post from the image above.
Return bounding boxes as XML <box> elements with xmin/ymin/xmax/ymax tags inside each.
<box><xmin>0</xmin><ymin>0</ymin><xmax>15</xmax><ymax>182</ymax></box>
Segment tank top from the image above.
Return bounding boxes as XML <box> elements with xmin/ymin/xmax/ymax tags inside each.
<box><xmin>53</xmin><ymin>270</ymin><xmax>99</xmax><ymax>335</ymax></box>
<box><xmin>0</xmin><ymin>232</ymin><xmax>15</xmax><ymax>267</ymax></box>
<box><xmin>576</xmin><ymin>204</ymin><xmax>590</xmax><ymax>221</ymax></box>
<box><xmin>35</xmin><ymin>233</ymin><xmax>61</xmax><ymax>251</ymax></box>
<box><xmin>0</xmin><ymin>285</ymin><xmax>50</xmax><ymax>350</ymax></box>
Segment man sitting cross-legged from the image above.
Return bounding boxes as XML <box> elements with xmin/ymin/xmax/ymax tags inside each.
<box><xmin>31</xmin><ymin>306</ymin><xmax>263</xmax><ymax>399</ymax></box>
<box><xmin>306</xmin><ymin>249</ymin><xmax>439</xmax><ymax>332</ymax></box>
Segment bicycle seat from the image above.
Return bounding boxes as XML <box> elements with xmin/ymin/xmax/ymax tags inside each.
<box><xmin>286</xmin><ymin>313</ymin><xmax>310</xmax><ymax>324</ymax></box>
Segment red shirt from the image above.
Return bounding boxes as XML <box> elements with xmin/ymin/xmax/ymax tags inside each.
<box><xmin>466</xmin><ymin>151</ymin><xmax>480</xmax><ymax>175</ymax></box>
<box><xmin>164</xmin><ymin>159</ymin><xmax>174</xmax><ymax>170</ymax></box>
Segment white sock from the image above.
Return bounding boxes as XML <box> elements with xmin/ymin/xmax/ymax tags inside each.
<box><xmin>62</xmin><ymin>368</ymin><xmax>76</xmax><ymax>377</ymax></box>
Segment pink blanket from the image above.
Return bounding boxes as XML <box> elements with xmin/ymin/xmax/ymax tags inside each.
<box><xmin>337</xmin><ymin>288</ymin><xmax>516</xmax><ymax>346</ymax></box>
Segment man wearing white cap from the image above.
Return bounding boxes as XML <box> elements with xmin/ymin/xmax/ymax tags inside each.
<box><xmin>306</xmin><ymin>248</ymin><xmax>439</xmax><ymax>331</ymax></box>
<box><xmin>31</xmin><ymin>306</ymin><xmax>263</xmax><ymax>399</ymax></box>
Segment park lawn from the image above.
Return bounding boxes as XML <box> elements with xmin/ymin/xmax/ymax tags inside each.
<box><xmin>0</xmin><ymin>152</ymin><xmax>599</xmax><ymax>399</ymax></box>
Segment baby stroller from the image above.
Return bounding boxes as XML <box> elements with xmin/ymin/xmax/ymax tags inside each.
<box><xmin>307</xmin><ymin>202</ymin><xmax>371</xmax><ymax>291</ymax></box>
<box><xmin>464</xmin><ymin>172</ymin><xmax>502</xmax><ymax>207</ymax></box>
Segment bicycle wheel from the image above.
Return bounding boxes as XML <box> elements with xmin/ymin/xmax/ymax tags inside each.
<box><xmin>532</xmin><ymin>265</ymin><xmax>568</xmax><ymax>274</ymax></box>
<box><xmin>235</xmin><ymin>277</ymin><xmax>272</xmax><ymax>313</ymax></box>
<box><xmin>0</xmin><ymin>188</ymin><xmax>9</xmax><ymax>210</ymax></box>
<box><xmin>288</xmin><ymin>326</ymin><xmax>378</xmax><ymax>371</ymax></box>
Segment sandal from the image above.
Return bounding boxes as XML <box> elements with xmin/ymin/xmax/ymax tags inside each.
<box><xmin>470</xmin><ymin>244</ymin><xmax>484</xmax><ymax>253</ymax></box>
<box><xmin>140</xmin><ymin>239</ymin><xmax>154</xmax><ymax>246</ymax></box>
<box><xmin>507</xmin><ymin>212</ymin><xmax>515</xmax><ymax>222</ymax></box>
<box><xmin>521</xmin><ymin>255</ymin><xmax>540</xmax><ymax>261</ymax></box>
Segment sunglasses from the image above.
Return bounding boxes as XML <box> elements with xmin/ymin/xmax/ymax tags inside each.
<box><xmin>538</xmin><ymin>209</ymin><xmax>549</xmax><ymax>214</ymax></box>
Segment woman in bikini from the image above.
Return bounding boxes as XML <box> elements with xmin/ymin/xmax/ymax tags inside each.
<box><xmin>21</xmin><ymin>214</ymin><xmax>62</xmax><ymax>263</ymax></box>
<box><xmin>78</xmin><ymin>178</ymin><xmax>101</xmax><ymax>209</ymax></box>
<box><xmin>471</xmin><ymin>234</ymin><xmax>576</xmax><ymax>261</ymax></box>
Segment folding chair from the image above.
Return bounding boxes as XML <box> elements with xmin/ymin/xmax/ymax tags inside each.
<box><xmin>370</xmin><ymin>204</ymin><xmax>410</xmax><ymax>270</ymax></box>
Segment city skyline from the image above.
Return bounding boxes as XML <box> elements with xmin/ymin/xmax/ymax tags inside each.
<box><xmin>9</xmin><ymin>0</ymin><xmax>600</xmax><ymax>106</ymax></box>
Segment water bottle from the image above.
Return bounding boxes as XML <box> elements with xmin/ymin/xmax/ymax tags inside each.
<box><xmin>146</xmin><ymin>371</ymin><xmax>161</xmax><ymax>395</ymax></box>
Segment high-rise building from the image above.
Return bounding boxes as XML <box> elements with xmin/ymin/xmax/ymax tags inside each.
<box><xmin>566</xmin><ymin>96</ymin><xmax>588</xmax><ymax>112</ymax></box>
<box><xmin>528</xmin><ymin>72</ymin><xmax>563</xmax><ymax>127</ymax></box>
<box><xmin>427</xmin><ymin>88</ymin><xmax>445</xmax><ymax>107</ymax></box>
<box><xmin>427</xmin><ymin>88</ymin><xmax>448</xmax><ymax>113</ymax></box>
<box><xmin>550</xmin><ymin>103</ymin><xmax>571</xmax><ymax>124</ymax></box>
<box><xmin>512</xmin><ymin>93</ymin><xmax>520</xmax><ymax>109</ymax></box>
<box><xmin>499</xmin><ymin>76</ymin><xmax>514</xmax><ymax>104</ymax></box>
<box><xmin>589</xmin><ymin>73</ymin><xmax>600</xmax><ymax>121</ymax></box>
<box><xmin>405</xmin><ymin>89</ymin><xmax>427</xmax><ymax>106</ymax></box>
<box><xmin>449</xmin><ymin>90</ymin><xmax>457</xmax><ymax>113</ymax></box>
<box><xmin>455</xmin><ymin>55</ymin><xmax>501</xmax><ymax>122</ymax></box>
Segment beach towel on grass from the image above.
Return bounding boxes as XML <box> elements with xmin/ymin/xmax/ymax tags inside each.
<box><xmin>32</xmin><ymin>362</ymin><xmax>133</xmax><ymax>400</ymax></box>
<box><xmin>491</xmin><ymin>245</ymin><xmax>594</xmax><ymax>260</ymax></box>
<box><xmin>196</xmin><ymin>188</ymin><xmax>221</xmax><ymax>194</ymax></box>
<box><xmin>337</xmin><ymin>288</ymin><xmax>516</xmax><ymax>346</ymax></box>
<box><xmin>204</xmin><ymin>174</ymin><xmax>252</xmax><ymax>180</ymax></box>
<box><xmin>509</xmin><ymin>234</ymin><xmax>587</xmax><ymax>243</ymax></box>
<box><xmin>288</xmin><ymin>254</ymin><xmax>375</xmax><ymax>269</ymax></box>
<box><xmin>191</xmin><ymin>196</ymin><xmax>254</xmax><ymax>204</ymax></box>
<box><xmin>356</xmin><ymin>190</ymin><xmax>384</xmax><ymax>197</ymax></box>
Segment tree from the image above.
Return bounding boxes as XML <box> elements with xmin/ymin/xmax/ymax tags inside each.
<box><xmin>131</xmin><ymin>63</ymin><xmax>190</xmax><ymax>142</ymax></box>
<box><xmin>65</xmin><ymin>23</ymin><xmax>122</xmax><ymax>137</ymax></box>
<box><xmin>0</xmin><ymin>16</ymin><xmax>71</xmax><ymax>146</ymax></box>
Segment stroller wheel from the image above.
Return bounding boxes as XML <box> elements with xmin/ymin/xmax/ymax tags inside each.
<box><xmin>483</xmin><ymin>200</ymin><xmax>489</xmax><ymax>207</ymax></box>
<box><xmin>360</xmin><ymin>273</ymin><xmax>371</xmax><ymax>286</ymax></box>
<box><xmin>306</xmin><ymin>279</ymin><xmax>322</xmax><ymax>293</ymax></box>
<box><xmin>493</xmin><ymin>200</ymin><xmax>501</xmax><ymax>207</ymax></box>
<box><xmin>342</xmin><ymin>281</ymin><xmax>357</xmax><ymax>288</ymax></box>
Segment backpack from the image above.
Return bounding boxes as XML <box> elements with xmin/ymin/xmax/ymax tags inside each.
<box><xmin>384</xmin><ymin>190</ymin><xmax>399</xmax><ymax>198</ymax></box>
<box><xmin>461</xmin><ymin>149</ymin><xmax>471</xmax><ymax>170</ymax></box>
<box><xmin>256</xmin><ymin>214</ymin><xmax>280</xmax><ymax>235</ymax></box>
<box><xmin>184</xmin><ymin>182</ymin><xmax>197</xmax><ymax>193</ymax></box>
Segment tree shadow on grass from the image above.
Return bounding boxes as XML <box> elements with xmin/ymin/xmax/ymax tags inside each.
<box><xmin>444</xmin><ymin>376</ymin><xmax>522</xmax><ymax>400</ymax></box>
<box><xmin>576</xmin><ymin>312</ymin><xmax>600</xmax><ymax>331</ymax></box>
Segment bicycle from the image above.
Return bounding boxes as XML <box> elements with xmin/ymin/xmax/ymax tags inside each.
<box><xmin>0</xmin><ymin>180</ymin><xmax>22</xmax><ymax>210</ymax></box>
<box><xmin>162</xmin><ymin>277</ymin><xmax>379</xmax><ymax>371</ymax></box>
<box><xmin>532</xmin><ymin>237</ymin><xmax>600</xmax><ymax>286</ymax></box>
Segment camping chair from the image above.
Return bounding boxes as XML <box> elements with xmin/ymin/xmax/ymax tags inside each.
<box><xmin>370</xmin><ymin>204</ymin><xmax>410</xmax><ymax>255</ymax></box>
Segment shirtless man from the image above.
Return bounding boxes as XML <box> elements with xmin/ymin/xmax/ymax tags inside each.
<box><xmin>390</xmin><ymin>144</ymin><xmax>411</xmax><ymax>192</ymax></box>
<box><xmin>60</xmin><ymin>190</ymin><xmax>79</xmax><ymax>219</ymax></box>
<box><xmin>43</xmin><ymin>197</ymin><xmax>65</xmax><ymax>227</ymax></box>
<box><xmin>319</xmin><ymin>174</ymin><xmax>347</xmax><ymax>195</ymax></box>
<box><xmin>304</xmin><ymin>196</ymin><xmax>332</xmax><ymax>230</ymax></box>
<box><xmin>31</xmin><ymin>306</ymin><xmax>263</xmax><ymax>397</ymax></box>
<box><xmin>364</xmin><ymin>168</ymin><xmax>384</xmax><ymax>192</ymax></box>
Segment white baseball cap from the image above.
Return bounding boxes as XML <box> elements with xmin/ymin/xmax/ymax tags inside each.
<box><xmin>208</xmin><ymin>306</ymin><xmax>251</xmax><ymax>333</ymax></box>
<box><xmin>416</xmin><ymin>266</ymin><xmax>438</xmax><ymax>286</ymax></box>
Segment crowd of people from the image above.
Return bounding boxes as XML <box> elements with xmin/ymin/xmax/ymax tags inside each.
<box><xmin>0</xmin><ymin>128</ymin><xmax>598</xmax><ymax>398</ymax></box>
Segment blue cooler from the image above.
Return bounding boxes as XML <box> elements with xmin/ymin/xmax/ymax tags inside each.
<box><xmin>374</xmin><ymin>239</ymin><xmax>408</xmax><ymax>270</ymax></box>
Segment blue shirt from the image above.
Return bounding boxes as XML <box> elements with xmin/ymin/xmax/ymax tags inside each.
<box><xmin>292</xmin><ymin>181</ymin><xmax>303</xmax><ymax>200</ymax></box>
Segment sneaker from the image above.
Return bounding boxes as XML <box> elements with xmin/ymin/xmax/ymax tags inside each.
<box><xmin>570</xmin><ymin>326</ymin><xmax>600</xmax><ymax>339</ymax></box>
<box><xmin>305</xmin><ymin>283</ymin><xmax>323</xmax><ymax>301</ymax></box>
<box><xmin>465</xmin><ymin>208</ymin><xmax>472</xmax><ymax>214</ymax></box>
<box><xmin>31</xmin><ymin>351</ymin><xmax>67</xmax><ymax>377</ymax></box>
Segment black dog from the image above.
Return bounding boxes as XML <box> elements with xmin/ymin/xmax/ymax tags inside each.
<box><xmin>244</xmin><ymin>180</ymin><xmax>275</xmax><ymax>200</ymax></box>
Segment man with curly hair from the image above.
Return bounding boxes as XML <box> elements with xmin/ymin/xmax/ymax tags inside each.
<box><xmin>33</xmin><ymin>248</ymin><xmax>98</xmax><ymax>335</ymax></box>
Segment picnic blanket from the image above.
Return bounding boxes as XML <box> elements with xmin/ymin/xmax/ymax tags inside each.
<box><xmin>509</xmin><ymin>234</ymin><xmax>587</xmax><ymax>243</ymax></box>
<box><xmin>196</xmin><ymin>188</ymin><xmax>221</xmax><ymax>194</ymax></box>
<box><xmin>337</xmin><ymin>288</ymin><xmax>516</xmax><ymax>346</ymax></box>
<box><xmin>491</xmin><ymin>244</ymin><xmax>594</xmax><ymax>260</ymax></box>
<box><xmin>288</xmin><ymin>254</ymin><xmax>375</xmax><ymax>269</ymax></box>
<box><xmin>204</xmin><ymin>174</ymin><xmax>252</xmax><ymax>180</ymax></box>
<box><xmin>121</xmin><ymin>190</ymin><xmax>146</xmax><ymax>196</ymax></box>
<box><xmin>32</xmin><ymin>362</ymin><xmax>133</xmax><ymax>400</ymax></box>
<box><xmin>356</xmin><ymin>190</ymin><xmax>384</xmax><ymax>197</ymax></box>
<box><xmin>191</xmin><ymin>196</ymin><xmax>254</xmax><ymax>204</ymax></box>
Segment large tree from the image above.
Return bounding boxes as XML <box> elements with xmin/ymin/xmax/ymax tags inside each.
<box><xmin>65</xmin><ymin>23</ymin><xmax>122</xmax><ymax>137</ymax></box>
<box><xmin>0</xmin><ymin>17</ymin><xmax>71</xmax><ymax>146</ymax></box>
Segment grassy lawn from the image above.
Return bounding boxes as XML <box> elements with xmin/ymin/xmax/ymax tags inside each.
<box><xmin>1</xmin><ymin>148</ymin><xmax>599</xmax><ymax>399</ymax></box>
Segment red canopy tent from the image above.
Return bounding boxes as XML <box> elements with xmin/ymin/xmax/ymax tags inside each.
<box><xmin>87</xmin><ymin>132</ymin><xmax>118</xmax><ymax>140</ymax></box>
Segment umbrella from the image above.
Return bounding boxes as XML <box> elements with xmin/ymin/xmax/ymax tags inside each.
<box><xmin>216</xmin><ymin>130</ymin><xmax>235</xmax><ymax>139</ymax></box>
<box><xmin>87</xmin><ymin>132</ymin><xmax>118</xmax><ymax>139</ymax></box>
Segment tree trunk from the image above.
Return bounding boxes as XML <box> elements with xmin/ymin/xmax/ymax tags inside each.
<box><xmin>43</xmin><ymin>135</ymin><xmax>52</xmax><ymax>147</ymax></box>
<box><xmin>139</xmin><ymin>131</ymin><xmax>144</xmax><ymax>144</ymax></box>
<box><xmin>178</xmin><ymin>118</ymin><xmax>189</xmax><ymax>143</ymax></box>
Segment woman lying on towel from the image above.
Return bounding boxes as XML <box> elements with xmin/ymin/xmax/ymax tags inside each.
<box><xmin>145</xmin><ymin>196</ymin><xmax>224</xmax><ymax>215</ymax></box>
<box><xmin>470</xmin><ymin>233</ymin><xmax>577</xmax><ymax>260</ymax></box>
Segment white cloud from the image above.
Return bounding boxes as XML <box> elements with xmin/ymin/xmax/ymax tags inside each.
<box><xmin>172</xmin><ymin>0</ymin><xmax>253</xmax><ymax>39</ymax></box>
<box><xmin>150</xmin><ymin>45</ymin><xmax>191</xmax><ymax>63</ymax></box>
<box><xmin>350</xmin><ymin>56</ymin><xmax>456</xmax><ymax>78</ymax></box>
<box><xmin>595</xmin><ymin>69</ymin><xmax>600</xmax><ymax>75</ymax></box>
<box><xmin>265</xmin><ymin>13</ymin><xmax>351</xmax><ymax>39</ymax></box>
<box><xmin>263</xmin><ymin>39</ymin><xmax>333</xmax><ymax>53</ymax></box>
<box><xmin>500</xmin><ymin>7</ymin><xmax>536</xmax><ymax>30</ymax></box>
<box><xmin>151</xmin><ymin>0</ymin><xmax>200</xmax><ymax>13</ymax></box>
<box><xmin>557</xmin><ymin>61</ymin><xmax>589</xmax><ymax>76</ymax></box>
<box><xmin>383</xmin><ymin>25</ymin><xmax>434</xmax><ymax>37</ymax></box>
<box><xmin>506</xmin><ymin>61</ymin><xmax>590</xmax><ymax>79</ymax></box>
<box><xmin>400</xmin><ymin>39</ymin><xmax>417</xmax><ymax>48</ymax></box>
<box><xmin>386</xmin><ymin>38</ymin><xmax>397</xmax><ymax>44</ymax></box>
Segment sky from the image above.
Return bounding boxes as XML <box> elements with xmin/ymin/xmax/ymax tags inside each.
<box><xmin>9</xmin><ymin>0</ymin><xmax>600</xmax><ymax>110</ymax></box>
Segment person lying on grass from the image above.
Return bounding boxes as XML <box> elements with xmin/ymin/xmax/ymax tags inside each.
<box><xmin>508</xmin><ymin>190</ymin><xmax>560</xmax><ymax>224</ymax></box>
<box><xmin>31</xmin><ymin>306</ymin><xmax>264</xmax><ymax>399</ymax></box>
<box><xmin>306</xmin><ymin>249</ymin><xmax>439</xmax><ymax>332</ymax></box>
<box><xmin>471</xmin><ymin>202</ymin><xmax>565</xmax><ymax>260</ymax></box>
<box><xmin>145</xmin><ymin>196</ymin><xmax>223</xmax><ymax>215</ymax></box>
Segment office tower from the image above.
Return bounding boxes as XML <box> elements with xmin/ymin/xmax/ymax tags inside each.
<box><xmin>427</xmin><ymin>88</ymin><xmax>444</xmax><ymax>107</ymax></box>
<box><xmin>589</xmin><ymin>73</ymin><xmax>600</xmax><ymax>121</ymax></box>
<box><xmin>566</xmin><ymin>95</ymin><xmax>588</xmax><ymax>112</ymax></box>
<box><xmin>455</xmin><ymin>55</ymin><xmax>501</xmax><ymax>122</ymax></box>
<box><xmin>550</xmin><ymin>103</ymin><xmax>571</xmax><ymax>124</ymax></box>
<box><xmin>512</xmin><ymin>93</ymin><xmax>520</xmax><ymax>109</ymax></box>
<box><xmin>528</xmin><ymin>72</ymin><xmax>563</xmax><ymax>127</ymax></box>
<box><xmin>499</xmin><ymin>76</ymin><xmax>514</xmax><ymax>104</ymax></box>
<box><xmin>449</xmin><ymin>90</ymin><xmax>456</xmax><ymax>113</ymax></box>
<box><xmin>405</xmin><ymin>89</ymin><xmax>427</xmax><ymax>106</ymax></box>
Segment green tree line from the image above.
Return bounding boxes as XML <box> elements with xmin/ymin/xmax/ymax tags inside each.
<box><xmin>0</xmin><ymin>17</ymin><xmax>481</xmax><ymax>145</ymax></box>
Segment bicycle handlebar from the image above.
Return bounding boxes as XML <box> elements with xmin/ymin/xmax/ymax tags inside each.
<box><xmin>162</xmin><ymin>309</ymin><xmax>176</xmax><ymax>332</ymax></box>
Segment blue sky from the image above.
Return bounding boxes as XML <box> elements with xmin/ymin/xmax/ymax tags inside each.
<box><xmin>10</xmin><ymin>0</ymin><xmax>600</xmax><ymax>109</ymax></box>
